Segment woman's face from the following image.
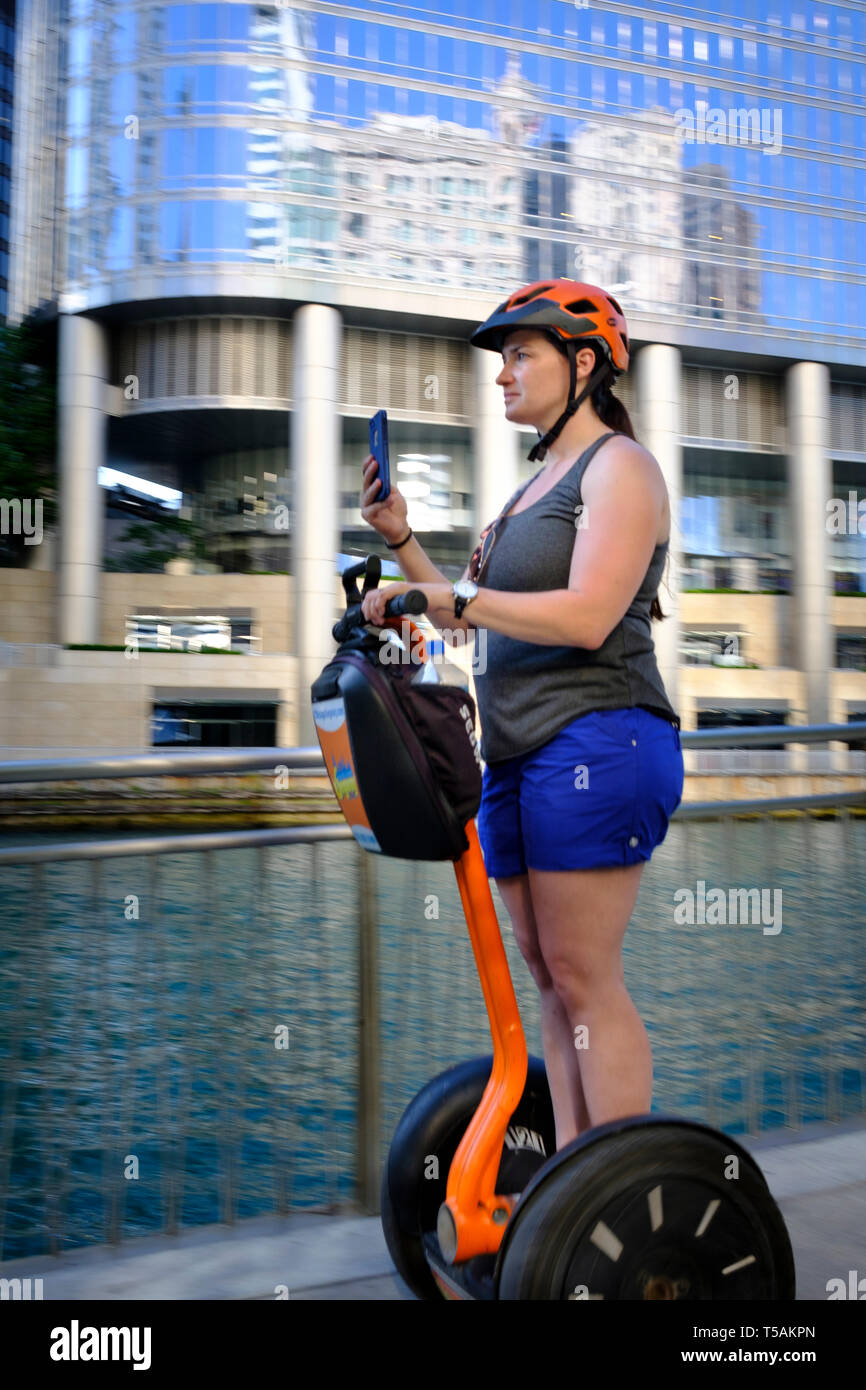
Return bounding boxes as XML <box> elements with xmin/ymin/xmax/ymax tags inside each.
<box><xmin>495</xmin><ymin>329</ymin><xmax>596</xmax><ymax>432</ymax></box>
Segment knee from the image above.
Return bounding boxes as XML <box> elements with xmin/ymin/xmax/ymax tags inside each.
<box><xmin>544</xmin><ymin>952</ymin><xmax>624</xmax><ymax>1013</ymax></box>
<box><xmin>513</xmin><ymin>931</ymin><xmax>553</xmax><ymax>990</ymax></box>
<box><xmin>521</xmin><ymin>945</ymin><xmax>554</xmax><ymax>991</ymax></box>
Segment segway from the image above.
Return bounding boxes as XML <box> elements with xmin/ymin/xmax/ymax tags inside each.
<box><xmin>311</xmin><ymin>557</ymin><xmax>796</xmax><ymax>1301</ymax></box>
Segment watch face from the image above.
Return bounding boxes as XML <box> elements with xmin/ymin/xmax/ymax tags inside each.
<box><xmin>455</xmin><ymin>581</ymin><xmax>477</xmax><ymax>599</ymax></box>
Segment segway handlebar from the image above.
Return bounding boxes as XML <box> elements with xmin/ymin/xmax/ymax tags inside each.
<box><xmin>332</xmin><ymin>587</ymin><xmax>428</xmax><ymax>643</ymax></box>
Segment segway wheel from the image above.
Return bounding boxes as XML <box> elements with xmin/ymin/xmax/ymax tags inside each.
<box><xmin>495</xmin><ymin>1118</ymin><xmax>796</xmax><ymax>1301</ymax></box>
<box><xmin>381</xmin><ymin>1055</ymin><xmax>555</xmax><ymax>1300</ymax></box>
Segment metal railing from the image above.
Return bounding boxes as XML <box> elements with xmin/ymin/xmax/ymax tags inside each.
<box><xmin>677</xmin><ymin>721</ymin><xmax>866</xmax><ymax>777</ymax></box>
<box><xmin>0</xmin><ymin>724</ymin><xmax>864</xmax><ymax>1262</ymax></box>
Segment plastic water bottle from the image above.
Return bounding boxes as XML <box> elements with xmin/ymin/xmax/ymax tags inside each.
<box><xmin>410</xmin><ymin>636</ymin><xmax>470</xmax><ymax>691</ymax></box>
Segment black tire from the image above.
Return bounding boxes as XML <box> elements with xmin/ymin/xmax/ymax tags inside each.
<box><xmin>496</xmin><ymin>1116</ymin><xmax>796</xmax><ymax>1300</ymax></box>
<box><xmin>381</xmin><ymin>1054</ymin><xmax>555</xmax><ymax>1300</ymax></box>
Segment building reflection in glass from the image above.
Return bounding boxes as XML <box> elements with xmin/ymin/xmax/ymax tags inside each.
<box><xmin>55</xmin><ymin>1</ymin><xmax>864</xmax><ymax>349</ymax></box>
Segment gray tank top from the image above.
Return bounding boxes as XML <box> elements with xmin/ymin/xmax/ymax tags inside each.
<box><xmin>471</xmin><ymin>430</ymin><xmax>680</xmax><ymax>765</ymax></box>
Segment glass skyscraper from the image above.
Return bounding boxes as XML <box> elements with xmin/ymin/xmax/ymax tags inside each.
<box><xmin>37</xmin><ymin>3</ymin><xmax>864</xmax><ymax>338</ymax></box>
<box><xmin>3</xmin><ymin>0</ymin><xmax>866</xmax><ymax>750</ymax></box>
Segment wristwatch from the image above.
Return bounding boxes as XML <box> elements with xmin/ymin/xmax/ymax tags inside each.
<box><xmin>452</xmin><ymin>579</ymin><xmax>479</xmax><ymax>620</ymax></box>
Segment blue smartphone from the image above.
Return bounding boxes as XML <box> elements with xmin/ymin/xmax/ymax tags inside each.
<box><xmin>369</xmin><ymin>409</ymin><xmax>391</xmax><ymax>502</ymax></box>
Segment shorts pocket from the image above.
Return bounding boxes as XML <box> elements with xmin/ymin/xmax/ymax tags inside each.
<box><xmin>582</xmin><ymin>708</ymin><xmax>640</xmax><ymax>749</ymax></box>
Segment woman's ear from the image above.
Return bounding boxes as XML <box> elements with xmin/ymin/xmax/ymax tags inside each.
<box><xmin>576</xmin><ymin>346</ymin><xmax>597</xmax><ymax>379</ymax></box>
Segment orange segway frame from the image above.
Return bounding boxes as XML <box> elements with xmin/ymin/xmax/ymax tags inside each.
<box><xmin>389</xmin><ymin>619</ymin><xmax>531</xmax><ymax>1266</ymax></box>
<box><xmin>440</xmin><ymin>817</ymin><xmax>530</xmax><ymax>1265</ymax></box>
<box><xmin>316</xmin><ymin>610</ymin><xmax>530</xmax><ymax>1268</ymax></box>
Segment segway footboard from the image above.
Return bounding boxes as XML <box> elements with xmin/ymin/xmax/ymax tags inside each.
<box><xmin>381</xmin><ymin>1055</ymin><xmax>556</xmax><ymax>1301</ymax></box>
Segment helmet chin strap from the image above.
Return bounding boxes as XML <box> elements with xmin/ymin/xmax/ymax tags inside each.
<box><xmin>528</xmin><ymin>343</ymin><xmax>612</xmax><ymax>463</ymax></box>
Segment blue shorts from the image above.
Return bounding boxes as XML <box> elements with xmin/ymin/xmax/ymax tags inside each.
<box><xmin>476</xmin><ymin>707</ymin><xmax>684</xmax><ymax>877</ymax></box>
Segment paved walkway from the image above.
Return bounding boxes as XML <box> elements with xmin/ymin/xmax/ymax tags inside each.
<box><xmin>3</xmin><ymin>1116</ymin><xmax>864</xmax><ymax>1301</ymax></box>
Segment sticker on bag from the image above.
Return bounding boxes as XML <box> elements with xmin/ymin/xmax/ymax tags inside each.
<box><xmin>312</xmin><ymin>696</ymin><xmax>382</xmax><ymax>853</ymax></box>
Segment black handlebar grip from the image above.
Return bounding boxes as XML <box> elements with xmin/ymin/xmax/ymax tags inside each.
<box><xmin>331</xmin><ymin>586</ymin><xmax>428</xmax><ymax>643</ymax></box>
<box><xmin>383</xmin><ymin>589</ymin><xmax>428</xmax><ymax>618</ymax></box>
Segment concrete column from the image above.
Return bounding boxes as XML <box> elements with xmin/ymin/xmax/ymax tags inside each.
<box><xmin>292</xmin><ymin>303</ymin><xmax>341</xmax><ymax>747</ymax></box>
<box><xmin>731</xmin><ymin>556</ymin><xmax>759</xmax><ymax>591</ymax></box>
<box><xmin>785</xmin><ymin>361</ymin><xmax>832</xmax><ymax>726</ymax></box>
<box><xmin>58</xmin><ymin>314</ymin><xmax>109</xmax><ymax>645</ymax></box>
<box><xmin>472</xmin><ymin>347</ymin><xmax>520</xmax><ymax>531</ymax></box>
<box><xmin>693</xmin><ymin>557</ymin><xmax>715</xmax><ymax>587</ymax></box>
<box><xmin>635</xmin><ymin>343</ymin><xmax>682</xmax><ymax>715</ymax></box>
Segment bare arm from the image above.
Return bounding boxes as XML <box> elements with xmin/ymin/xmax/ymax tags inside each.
<box><xmin>387</xmin><ymin>531</ymin><xmax>453</xmax><ymax>588</ymax></box>
<box><xmin>398</xmin><ymin>545</ymin><xmax>472</xmax><ymax>640</ymax></box>
<box><xmin>366</xmin><ymin>434</ymin><xmax>666</xmax><ymax>651</ymax></box>
<box><xmin>426</xmin><ymin>569</ymin><xmax>473</xmax><ymax>642</ymax></box>
<box><xmin>359</xmin><ymin>453</ymin><xmax>473</xmax><ymax>639</ymax></box>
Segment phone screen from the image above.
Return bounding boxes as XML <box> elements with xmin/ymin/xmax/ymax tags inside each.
<box><xmin>369</xmin><ymin>409</ymin><xmax>391</xmax><ymax>502</ymax></box>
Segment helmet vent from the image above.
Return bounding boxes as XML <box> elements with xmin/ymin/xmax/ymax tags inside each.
<box><xmin>606</xmin><ymin>294</ymin><xmax>624</xmax><ymax>316</ymax></box>
<box><xmin>564</xmin><ymin>298</ymin><xmax>599</xmax><ymax>315</ymax></box>
<box><xmin>510</xmin><ymin>284</ymin><xmax>554</xmax><ymax>307</ymax></box>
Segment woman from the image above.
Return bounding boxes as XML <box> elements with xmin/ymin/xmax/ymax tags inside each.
<box><xmin>359</xmin><ymin>279</ymin><xmax>684</xmax><ymax>1151</ymax></box>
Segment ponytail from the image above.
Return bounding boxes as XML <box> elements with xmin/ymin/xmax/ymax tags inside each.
<box><xmin>590</xmin><ymin>373</ymin><xmax>636</xmax><ymax>443</ymax></box>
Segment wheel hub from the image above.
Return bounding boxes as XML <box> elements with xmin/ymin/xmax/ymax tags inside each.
<box><xmin>561</xmin><ymin>1179</ymin><xmax>755</xmax><ymax>1300</ymax></box>
<box><xmin>640</xmin><ymin>1269</ymin><xmax>691</xmax><ymax>1300</ymax></box>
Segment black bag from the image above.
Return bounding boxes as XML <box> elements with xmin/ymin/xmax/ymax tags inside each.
<box><xmin>311</xmin><ymin>562</ymin><xmax>483</xmax><ymax>862</ymax></box>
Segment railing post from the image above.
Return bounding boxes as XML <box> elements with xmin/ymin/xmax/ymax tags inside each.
<box><xmin>356</xmin><ymin>844</ymin><xmax>381</xmax><ymax>1213</ymax></box>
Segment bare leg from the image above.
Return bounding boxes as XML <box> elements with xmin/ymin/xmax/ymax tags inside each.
<box><xmin>496</xmin><ymin>876</ymin><xmax>591</xmax><ymax>1149</ymax></box>
<box><xmin>538</xmin><ymin>983</ymin><xmax>592</xmax><ymax>1148</ymax></box>
<box><xmin>529</xmin><ymin>862</ymin><xmax>652</xmax><ymax>1147</ymax></box>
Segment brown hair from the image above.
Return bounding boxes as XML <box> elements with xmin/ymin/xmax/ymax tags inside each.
<box><xmin>552</xmin><ymin>337</ymin><xmax>668</xmax><ymax>623</ymax></box>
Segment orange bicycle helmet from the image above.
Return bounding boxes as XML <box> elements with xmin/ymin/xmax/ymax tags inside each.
<box><xmin>470</xmin><ymin>279</ymin><xmax>630</xmax><ymax>461</ymax></box>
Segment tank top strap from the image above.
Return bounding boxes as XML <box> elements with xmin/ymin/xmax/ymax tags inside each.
<box><xmin>472</xmin><ymin>430</ymin><xmax>623</xmax><ymax>569</ymax></box>
<box><xmin>569</xmin><ymin>429</ymin><xmax>621</xmax><ymax>492</ymax></box>
<box><xmin>478</xmin><ymin>472</ymin><xmax>539</xmax><ymax>543</ymax></box>
<box><xmin>497</xmin><ymin>430</ymin><xmax>622</xmax><ymax>521</ymax></box>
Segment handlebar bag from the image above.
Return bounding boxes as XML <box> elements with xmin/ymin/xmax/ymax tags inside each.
<box><xmin>311</xmin><ymin>631</ymin><xmax>483</xmax><ymax>861</ymax></box>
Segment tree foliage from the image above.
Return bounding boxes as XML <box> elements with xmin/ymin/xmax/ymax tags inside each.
<box><xmin>0</xmin><ymin>318</ymin><xmax>58</xmax><ymax>565</ymax></box>
<box><xmin>104</xmin><ymin>513</ymin><xmax>211</xmax><ymax>572</ymax></box>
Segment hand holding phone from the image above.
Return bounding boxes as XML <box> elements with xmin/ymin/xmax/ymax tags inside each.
<box><xmin>360</xmin><ymin>408</ymin><xmax>408</xmax><ymax>544</ymax></box>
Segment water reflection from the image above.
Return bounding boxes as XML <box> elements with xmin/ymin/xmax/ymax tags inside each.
<box><xmin>0</xmin><ymin>814</ymin><xmax>863</xmax><ymax>1256</ymax></box>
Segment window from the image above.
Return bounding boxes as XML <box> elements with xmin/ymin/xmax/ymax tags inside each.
<box><xmin>681</xmin><ymin>630</ymin><xmax>746</xmax><ymax>666</ymax></box>
<box><xmin>386</xmin><ymin>173</ymin><xmax>413</xmax><ymax>194</ymax></box>
<box><xmin>128</xmin><ymin>612</ymin><xmax>257</xmax><ymax>654</ymax></box>
<box><xmin>152</xmin><ymin>701</ymin><xmax>277</xmax><ymax>747</ymax></box>
<box><xmin>836</xmin><ymin>635</ymin><xmax>866</xmax><ymax>670</ymax></box>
